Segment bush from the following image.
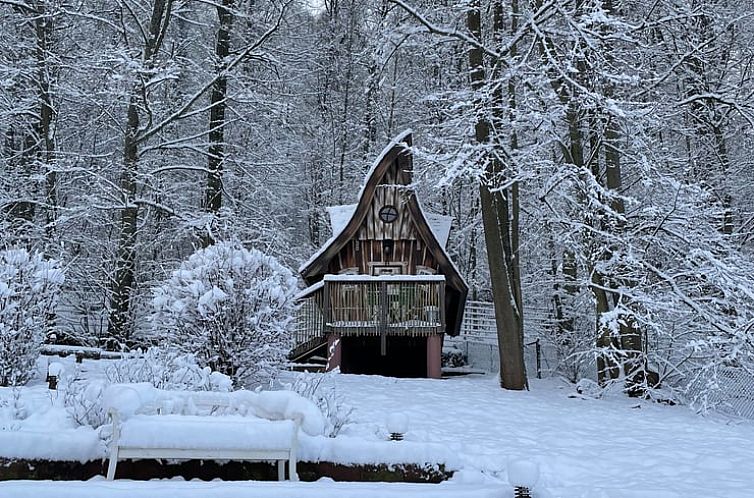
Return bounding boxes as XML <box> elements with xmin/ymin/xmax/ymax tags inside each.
<box><xmin>442</xmin><ymin>345</ymin><xmax>467</xmax><ymax>368</ymax></box>
<box><xmin>0</xmin><ymin>249</ymin><xmax>64</xmax><ymax>386</ymax></box>
<box><xmin>150</xmin><ymin>241</ymin><xmax>299</xmax><ymax>387</ymax></box>
<box><xmin>105</xmin><ymin>348</ymin><xmax>233</xmax><ymax>391</ymax></box>
<box><xmin>64</xmin><ymin>347</ymin><xmax>232</xmax><ymax>427</ymax></box>
<box><xmin>289</xmin><ymin>371</ymin><xmax>353</xmax><ymax>437</ymax></box>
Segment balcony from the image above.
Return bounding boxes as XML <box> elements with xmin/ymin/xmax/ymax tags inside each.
<box><xmin>292</xmin><ymin>275</ymin><xmax>446</xmax><ymax>360</ymax></box>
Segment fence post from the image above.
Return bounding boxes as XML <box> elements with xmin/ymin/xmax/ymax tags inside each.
<box><xmin>323</xmin><ymin>281</ymin><xmax>331</xmax><ymax>332</ymax></box>
<box><xmin>535</xmin><ymin>339</ymin><xmax>542</xmax><ymax>380</ymax></box>
<box><xmin>379</xmin><ymin>281</ymin><xmax>388</xmax><ymax>356</ymax></box>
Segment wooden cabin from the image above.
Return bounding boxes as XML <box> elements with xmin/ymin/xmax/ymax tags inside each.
<box><xmin>293</xmin><ymin>131</ymin><xmax>468</xmax><ymax>378</ymax></box>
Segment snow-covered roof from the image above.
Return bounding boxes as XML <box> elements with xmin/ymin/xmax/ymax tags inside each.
<box><xmin>326</xmin><ymin>204</ymin><xmax>357</xmax><ymax>236</ymax></box>
<box><xmin>424</xmin><ymin>212</ymin><xmax>452</xmax><ymax>248</ymax></box>
<box><xmin>298</xmin><ymin>130</ymin><xmax>413</xmax><ymax>275</ymax></box>
<box><xmin>294</xmin><ymin>280</ymin><xmax>324</xmax><ymax>301</ymax></box>
<box><xmin>326</xmin><ymin>204</ymin><xmax>452</xmax><ymax>249</ymax></box>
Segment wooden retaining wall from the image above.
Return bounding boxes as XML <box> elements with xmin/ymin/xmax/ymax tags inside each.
<box><xmin>0</xmin><ymin>459</ymin><xmax>451</xmax><ymax>483</ymax></box>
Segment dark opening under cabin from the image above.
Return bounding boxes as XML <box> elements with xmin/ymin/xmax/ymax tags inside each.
<box><xmin>293</xmin><ymin>131</ymin><xmax>468</xmax><ymax>378</ymax></box>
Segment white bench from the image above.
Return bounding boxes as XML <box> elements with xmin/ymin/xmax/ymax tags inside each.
<box><xmin>103</xmin><ymin>385</ymin><xmax>323</xmax><ymax>481</ymax></box>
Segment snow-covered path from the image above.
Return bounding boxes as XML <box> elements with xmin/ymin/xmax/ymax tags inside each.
<box><xmin>333</xmin><ymin>373</ymin><xmax>754</xmax><ymax>497</ymax></box>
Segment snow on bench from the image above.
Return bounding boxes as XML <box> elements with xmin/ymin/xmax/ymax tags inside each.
<box><xmin>103</xmin><ymin>384</ymin><xmax>326</xmax><ymax>481</ymax></box>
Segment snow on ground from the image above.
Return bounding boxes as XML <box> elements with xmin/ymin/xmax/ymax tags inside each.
<box><xmin>2</xmin><ymin>364</ymin><xmax>754</xmax><ymax>497</ymax></box>
<box><xmin>0</xmin><ymin>477</ymin><xmax>507</xmax><ymax>498</ymax></box>
<box><xmin>326</xmin><ymin>373</ymin><xmax>754</xmax><ymax>498</ymax></box>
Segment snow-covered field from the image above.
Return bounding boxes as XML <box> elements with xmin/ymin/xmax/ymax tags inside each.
<box><xmin>2</xmin><ymin>369</ymin><xmax>754</xmax><ymax>497</ymax></box>
<box><xmin>333</xmin><ymin>374</ymin><xmax>754</xmax><ymax>497</ymax></box>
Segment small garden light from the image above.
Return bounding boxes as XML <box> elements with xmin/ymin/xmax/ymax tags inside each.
<box><xmin>47</xmin><ymin>362</ymin><xmax>64</xmax><ymax>390</ymax></box>
<box><xmin>386</xmin><ymin>412</ymin><xmax>409</xmax><ymax>441</ymax></box>
<box><xmin>507</xmin><ymin>459</ymin><xmax>540</xmax><ymax>498</ymax></box>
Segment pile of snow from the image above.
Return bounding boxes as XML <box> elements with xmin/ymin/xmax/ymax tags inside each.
<box><xmin>0</xmin><ymin>427</ymin><xmax>102</xmax><ymax>462</ymax></box>
<box><xmin>299</xmin><ymin>435</ymin><xmax>460</xmax><ymax>469</ymax></box>
<box><xmin>102</xmin><ymin>384</ymin><xmax>327</xmax><ymax>436</ymax></box>
<box><xmin>118</xmin><ymin>415</ymin><xmax>297</xmax><ymax>451</ymax></box>
<box><xmin>102</xmin><ymin>383</ymin><xmax>160</xmax><ymax>419</ymax></box>
<box><xmin>0</xmin><ymin>385</ymin><xmax>104</xmax><ymax>462</ymax></box>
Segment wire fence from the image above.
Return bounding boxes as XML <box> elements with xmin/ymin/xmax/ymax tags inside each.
<box><xmin>684</xmin><ymin>367</ymin><xmax>754</xmax><ymax>420</ymax></box>
<box><xmin>455</xmin><ymin>300</ymin><xmax>754</xmax><ymax>420</ymax></box>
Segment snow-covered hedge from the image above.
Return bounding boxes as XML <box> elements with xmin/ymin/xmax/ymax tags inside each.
<box><xmin>0</xmin><ymin>249</ymin><xmax>65</xmax><ymax>386</ymax></box>
<box><xmin>64</xmin><ymin>348</ymin><xmax>232</xmax><ymax>427</ymax></box>
<box><xmin>105</xmin><ymin>348</ymin><xmax>233</xmax><ymax>392</ymax></box>
<box><xmin>150</xmin><ymin>242</ymin><xmax>298</xmax><ymax>387</ymax></box>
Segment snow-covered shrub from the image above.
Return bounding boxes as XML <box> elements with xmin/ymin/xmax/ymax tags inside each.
<box><xmin>63</xmin><ymin>377</ymin><xmax>110</xmax><ymax>428</ymax></box>
<box><xmin>150</xmin><ymin>242</ymin><xmax>299</xmax><ymax>388</ymax></box>
<box><xmin>0</xmin><ymin>249</ymin><xmax>65</xmax><ymax>386</ymax></box>
<box><xmin>442</xmin><ymin>345</ymin><xmax>467</xmax><ymax>368</ymax></box>
<box><xmin>105</xmin><ymin>348</ymin><xmax>232</xmax><ymax>391</ymax></box>
<box><xmin>0</xmin><ymin>388</ymin><xmax>27</xmax><ymax>428</ymax></box>
<box><xmin>290</xmin><ymin>371</ymin><xmax>353</xmax><ymax>437</ymax></box>
<box><xmin>64</xmin><ymin>347</ymin><xmax>232</xmax><ymax>427</ymax></box>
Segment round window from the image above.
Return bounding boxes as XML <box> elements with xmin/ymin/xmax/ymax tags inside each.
<box><xmin>379</xmin><ymin>205</ymin><xmax>399</xmax><ymax>223</ymax></box>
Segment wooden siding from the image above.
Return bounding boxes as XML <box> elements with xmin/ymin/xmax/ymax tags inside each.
<box><xmin>328</xmin><ymin>184</ymin><xmax>439</xmax><ymax>276</ymax></box>
<box><xmin>359</xmin><ymin>185</ymin><xmax>413</xmax><ymax>241</ymax></box>
<box><xmin>328</xmin><ymin>239</ymin><xmax>438</xmax><ymax>276</ymax></box>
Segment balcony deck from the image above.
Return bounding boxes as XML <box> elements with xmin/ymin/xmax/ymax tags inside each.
<box><xmin>292</xmin><ymin>275</ymin><xmax>446</xmax><ymax>360</ymax></box>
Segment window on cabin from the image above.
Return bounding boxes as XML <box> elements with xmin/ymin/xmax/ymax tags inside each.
<box><xmin>378</xmin><ymin>205</ymin><xmax>399</xmax><ymax>223</ymax></box>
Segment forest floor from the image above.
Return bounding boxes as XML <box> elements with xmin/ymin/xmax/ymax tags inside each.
<box><xmin>1</xmin><ymin>368</ymin><xmax>753</xmax><ymax>497</ymax></box>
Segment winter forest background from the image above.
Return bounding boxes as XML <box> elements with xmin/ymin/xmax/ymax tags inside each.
<box><xmin>1</xmin><ymin>0</ymin><xmax>754</xmax><ymax>407</ymax></box>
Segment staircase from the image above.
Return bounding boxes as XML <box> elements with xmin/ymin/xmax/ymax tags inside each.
<box><xmin>289</xmin><ymin>335</ymin><xmax>328</xmax><ymax>372</ymax></box>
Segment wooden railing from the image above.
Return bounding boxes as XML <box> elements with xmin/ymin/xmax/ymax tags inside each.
<box><xmin>292</xmin><ymin>285</ymin><xmax>327</xmax><ymax>360</ymax></box>
<box><xmin>291</xmin><ymin>276</ymin><xmax>446</xmax><ymax>360</ymax></box>
<box><xmin>323</xmin><ymin>276</ymin><xmax>445</xmax><ymax>336</ymax></box>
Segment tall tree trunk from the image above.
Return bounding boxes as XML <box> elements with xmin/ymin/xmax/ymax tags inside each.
<box><xmin>108</xmin><ymin>97</ymin><xmax>140</xmax><ymax>347</ymax></box>
<box><xmin>33</xmin><ymin>0</ymin><xmax>57</xmax><ymax>244</ymax></box>
<box><xmin>593</xmin><ymin>0</ymin><xmax>644</xmax><ymax>390</ymax></box>
<box><xmin>202</xmin><ymin>0</ymin><xmax>234</xmax><ymax>247</ymax></box>
<box><xmin>336</xmin><ymin>0</ymin><xmax>356</xmax><ymax>203</ymax></box>
<box><xmin>468</xmin><ymin>0</ymin><xmax>526</xmax><ymax>390</ymax></box>
<box><xmin>107</xmin><ymin>0</ymin><xmax>172</xmax><ymax>347</ymax></box>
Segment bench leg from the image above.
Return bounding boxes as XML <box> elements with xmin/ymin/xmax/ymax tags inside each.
<box><xmin>289</xmin><ymin>456</ymin><xmax>298</xmax><ymax>481</ymax></box>
<box><xmin>106</xmin><ymin>447</ymin><xmax>119</xmax><ymax>480</ymax></box>
<box><xmin>277</xmin><ymin>460</ymin><xmax>285</xmax><ymax>481</ymax></box>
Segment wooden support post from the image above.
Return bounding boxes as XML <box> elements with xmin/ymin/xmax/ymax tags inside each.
<box><xmin>379</xmin><ymin>281</ymin><xmax>388</xmax><ymax>356</ymax></box>
<box><xmin>426</xmin><ymin>334</ymin><xmax>442</xmax><ymax>379</ymax></box>
<box><xmin>326</xmin><ymin>334</ymin><xmax>342</xmax><ymax>372</ymax></box>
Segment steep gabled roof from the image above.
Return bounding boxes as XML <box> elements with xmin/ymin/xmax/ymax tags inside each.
<box><xmin>326</xmin><ymin>204</ymin><xmax>452</xmax><ymax>249</ymax></box>
<box><xmin>299</xmin><ymin>130</ymin><xmax>468</xmax><ymax>298</ymax></box>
